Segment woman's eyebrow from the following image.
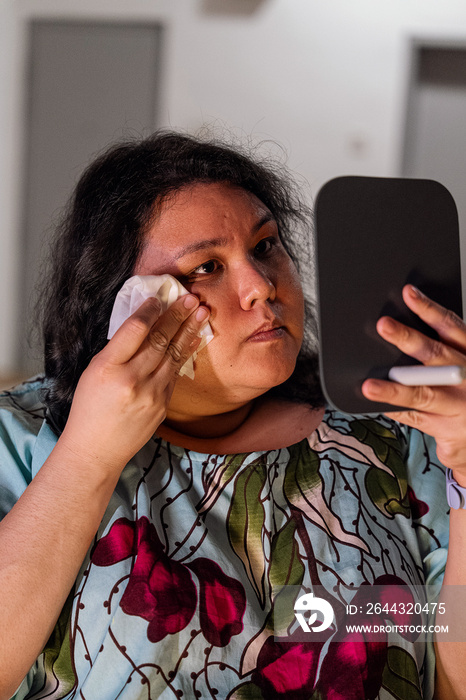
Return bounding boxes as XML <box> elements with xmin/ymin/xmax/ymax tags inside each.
<box><xmin>174</xmin><ymin>237</ymin><xmax>230</xmax><ymax>260</ymax></box>
<box><xmin>174</xmin><ymin>213</ymin><xmax>276</xmax><ymax>261</ymax></box>
<box><xmin>253</xmin><ymin>212</ymin><xmax>275</xmax><ymax>232</ymax></box>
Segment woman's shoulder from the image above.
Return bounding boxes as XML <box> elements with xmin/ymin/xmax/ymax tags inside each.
<box><xmin>0</xmin><ymin>375</ymin><xmax>47</xmax><ymax>428</ymax></box>
<box><xmin>313</xmin><ymin>407</ymin><xmax>440</xmax><ymax>480</ymax></box>
<box><xmin>0</xmin><ymin>377</ymin><xmax>48</xmax><ymax>502</ymax></box>
<box><xmin>313</xmin><ymin>405</ymin><xmax>404</xmax><ymax>443</ymax></box>
<box><xmin>317</xmin><ymin>407</ymin><xmax>446</xmax><ymax>508</ymax></box>
<box><xmin>320</xmin><ymin>405</ymin><xmax>441</xmax><ymax>460</ymax></box>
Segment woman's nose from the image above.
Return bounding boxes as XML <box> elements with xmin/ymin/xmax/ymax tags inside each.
<box><xmin>238</xmin><ymin>263</ymin><xmax>276</xmax><ymax>310</ymax></box>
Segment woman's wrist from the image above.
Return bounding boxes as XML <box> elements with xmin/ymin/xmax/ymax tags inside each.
<box><xmin>57</xmin><ymin>427</ymin><xmax>129</xmax><ymax>478</ymax></box>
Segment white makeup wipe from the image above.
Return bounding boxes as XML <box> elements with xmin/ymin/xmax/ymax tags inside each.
<box><xmin>107</xmin><ymin>274</ymin><xmax>213</xmax><ymax>379</ymax></box>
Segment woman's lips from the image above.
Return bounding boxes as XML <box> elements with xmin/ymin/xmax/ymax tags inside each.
<box><xmin>247</xmin><ymin>326</ymin><xmax>286</xmax><ymax>342</ymax></box>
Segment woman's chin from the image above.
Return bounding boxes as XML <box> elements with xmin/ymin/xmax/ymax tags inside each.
<box><xmin>170</xmin><ymin>346</ymin><xmax>299</xmax><ymax>409</ymax></box>
<box><xmin>171</xmin><ymin>368</ymin><xmax>292</xmax><ymax>411</ymax></box>
<box><xmin>229</xmin><ymin>362</ymin><xmax>298</xmax><ymax>401</ymax></box>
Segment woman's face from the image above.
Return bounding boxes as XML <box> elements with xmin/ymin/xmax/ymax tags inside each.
<box><xmin>135</xmin><ymin>182</ymin><xmax>304</xmax><ymax>417</ymax></box>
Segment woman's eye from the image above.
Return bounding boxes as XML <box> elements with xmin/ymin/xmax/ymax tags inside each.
<box><xmin>254</xmin><ymin>238</ymin><xmax>276</xmax><ymax>256</ymax></box>
<box><xmin>191</xmin><ymin>260</ymin><xmax>218</xmax><ymax>275</ymax></box>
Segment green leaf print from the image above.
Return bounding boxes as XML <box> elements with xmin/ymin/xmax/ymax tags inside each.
<box><xmin>365</xmin><ymin>468</ymin><xmax>410</xmax><ymax>518</ymax></box>
<box><xmin>198</xmin><ymin>453</ymin><xmax>250</xmax><ymax>513</ymax></box>
<box><xmin>348</xmin><ymin>419</ymin><xmax>406</xmax><ymax>481</ymax></box>
<box><xmin>227</xmin><ymin>681</ymin><xmax>266</xmax><ymax>699</ymax></box>
<box><xmin>349</xmin><ymin>419</ymin><xmax>410</xmax><ymax>519</ymax></box>
<box><xmin>269</xmin><ymin>520</ymin><xmax>304</xmax><ymax>588</ymax></box>
<box><xmin>265</xmin><ymin>586</ymin><xmax>300</xmax><ymax>637</ymax></box>
<box><xmin>227</xmin><ymin>456</ymin><xmax>268</xmax><ymax>607</ymax></box>
<box><xmin>40</xmin><ymin>588</ymin><xmax>77</xmax><ymax>698</ymax></box>
<box><xmin>269</xmin><ymin>519</ymin><xmax>304</xmax><ymax>589</ymax></box>
<box><xmin>268</xmin><ymin>519</ymin><xmax>305</xmax><ymax>635</ymax></box>
<box><xmin>381</xmin><ymin>646</ymin><xmax>423</xmax><ymax>700</ymax></box>
<box><xmin>284</xmin><ymin>440</ymin><xmax>370</xmax><ymax>552</ymax></box>
<box><xmin>284</xmin><ymin>440</ymin><xmax>322</xmax><ymax>502</ymax></box>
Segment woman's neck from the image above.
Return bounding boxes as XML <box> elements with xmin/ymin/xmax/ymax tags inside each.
<box><xmin>156</xmin><ymin>397</ymin><xmax>325</xmax><ymax>454</ymax></box>
<box><xmin>162</xmin><ymin>401</ymin><xmax>255</xmax><ymax>439</ymax></box>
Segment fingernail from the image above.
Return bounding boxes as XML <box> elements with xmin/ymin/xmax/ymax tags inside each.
<box><xmin>408</xmin><ymin>285</ymin><xmax>424</xmax><ymax>299</ymax></box>
<box><xmin>195</xmin><ymin>306</ymin><xmax>209</xmax><ymax>322</ymax></box>
<box><xmin>378</xmin><ymin>317</ymin><xmax>396</xmax><ymax>334</ymax></box>
<box><xmin>183</xmin><ymin>294</ymin><xmax>198</xmax><ymax>309</ymax></box>
<box><xmin>362</xmin><ymin>379</ymin><xmax>383</xmax><ymax>397</ymax></box>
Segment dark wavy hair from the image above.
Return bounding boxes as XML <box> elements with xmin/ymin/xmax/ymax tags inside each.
<box><xmin>41</xmin><ymin>130</ymin><xmax>324</xmax><ymax>432</ymax></box>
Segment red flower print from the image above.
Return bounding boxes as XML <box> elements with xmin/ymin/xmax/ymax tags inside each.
<box><xmin>92</xmin><ymin>518</ymin><xmax>246</xmax><ymax>647</ymax></box>
<box><xmin>375</xmin><ymin>573</ymin><xmax>422</xmax><ymax>640</ymax></box>
<box><xmin>314</xmin><ymin>574</ymin><xmax>421</xmax><ymax>699</ymax></box>
<box><xmin>314</xmin><ymin>629</ymin><xmax>387</xmax><ymax>700</ymax></box>
<box><xmin>251</xmin><ymin>633</ymin><xmax>325</xmax><ymax>700</ymax></box>
<box><xmin>91</xmin><ymin>517</ymin><xmax>135</xmax><ymax>566</ymax></box>
<box><xmin>407</xmin><ymin>485</ymin><xmax>429</xmax><ymax>519</ymax></box>
<box><xmin>248</xmin><ymin>575</ymin><xmax>421</xmax><ymax>700</ymax></box>
<box><xmin>92</xmin><ymin>516</ymin><xmax>197</xmax><ymax>642</ymax></box>
<box><xmin>187</xmin><ymin>558</ymin><xmax>247</xmax><ymax>647</ymax></box>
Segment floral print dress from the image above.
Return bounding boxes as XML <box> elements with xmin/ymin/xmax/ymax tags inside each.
<box><xmin>0</xmin><ymin>380</ymin><xmax>449</xmax><ymax>700</ymax></box>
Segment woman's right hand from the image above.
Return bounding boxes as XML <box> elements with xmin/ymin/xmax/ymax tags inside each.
<box><xmin>60</xmin><ymin>293</ymin><xmax>210</xmax><ymax>472</ymax></box>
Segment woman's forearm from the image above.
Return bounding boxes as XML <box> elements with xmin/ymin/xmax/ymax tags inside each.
<box><xmin>0</xmin><ymin>439</ymin><xmax>123</xmax><ymax>700</ymax></box>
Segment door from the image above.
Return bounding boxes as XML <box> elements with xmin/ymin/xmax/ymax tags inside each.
<box><xmin>403</xmin><ymin>44</ymin><xmax>466</xmax><ymax>312</ymax></box>
<box><xmin>19</xmin><ymin>20</ymin><xmax>163</xmax><ymax>373</ymax></box>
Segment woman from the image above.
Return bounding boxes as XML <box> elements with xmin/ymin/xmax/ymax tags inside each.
<box><xmin>0</xmin><ymin>131</ymin><xmax>463</xmax><ymax>699</ymax></box>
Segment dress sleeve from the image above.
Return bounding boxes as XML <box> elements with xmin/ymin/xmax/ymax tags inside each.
<box><xmin>0</xmin><ymin>381</ymin><xmax>50</xmax><ymax>523</ymax></box>
<box><xmin>0</xmin><ymin>397</ymin><xmax>40</xmax><ymax>520</ymax></box>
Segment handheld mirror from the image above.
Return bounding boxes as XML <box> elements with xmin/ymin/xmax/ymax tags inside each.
<box><xmin>314</xmin><ymin>175</ymin><xmax>463</xmax><ymax>414</ymax></box>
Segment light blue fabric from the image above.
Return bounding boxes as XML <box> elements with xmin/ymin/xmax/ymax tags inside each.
<box><xmin>1</xmin><ymin>379</ymin><xmax>449</xmax><ymax>700</ymax></box>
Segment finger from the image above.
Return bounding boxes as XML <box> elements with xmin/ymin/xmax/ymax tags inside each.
<box><xmin>149</xmin><ymin>305</ymin><xmax>210</xmax><ymax>381</ymax></box>
<box><xmin>382</xmin><ymin>409</ymin><xmax>462</xmax><ymax>459</ymax></box>
<box><xmin>361</xmin><ymin>377</ymin><xmax>459</xmax><ymax>441</ymax></box>
<box><xmin>137</xmin><ymin>301</ymin><xmax>210</xmax><ymax>375</ymax></box>
<box><xmin>361</xmin><ymin>377</ymin><xmax>464</xmax><ymax>416</ymax></box>
<box><xmin>103</xmin><ymin>297</ymin><xmax>162</xmax><ymax>364</ymax></box>
<box><xmin>402</xmin><ymin>284</ymin><xmax>466</xmax><ymax>352</ymax></box>
<box><xmin>139</xmin><ymin>294</ymin><xmax>200</xmax><ymax>363</ymax></box>
<box><xmin>156</xmin><ymin>306</ymin><xmax>209</xmax><ymax>381</ymax></box>
<box><xmin>382</xmin><ymin>404</ymin><xmax>466</xmax><ymax>468</ymax></box>
<box><xmin>376</xmin><ymin>315</ymin><xmax>464</xmax><ymax>367</ymax></box>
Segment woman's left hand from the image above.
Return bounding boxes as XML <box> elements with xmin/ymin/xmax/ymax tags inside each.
<box><xmin>361</xmin><ymin>284</ymin><xmax>466</xmax><ymax>480</ymax></box>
